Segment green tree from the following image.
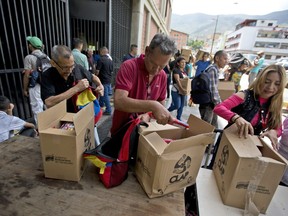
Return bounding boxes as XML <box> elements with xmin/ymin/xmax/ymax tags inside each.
<box><xmin>187</xmin><ymin>39</ymin><xmax>204</xmax><ymax>50</ymax></box>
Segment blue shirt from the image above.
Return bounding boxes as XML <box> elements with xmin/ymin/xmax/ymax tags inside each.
<box><xmin>195</xmin><ymin>60</ymin><xmax>211</xmax><ymax>77</ymax></box>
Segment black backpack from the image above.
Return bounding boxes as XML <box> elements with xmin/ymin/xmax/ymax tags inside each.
<box><xmin>29</xmin><ymin>54</ymin><xmax>51</xmax><ymax>87</ymax></box>
<box><xmin>191</xmin><ymin>65</ymin><xmax>215</xmax><ymax>104</ymax></box>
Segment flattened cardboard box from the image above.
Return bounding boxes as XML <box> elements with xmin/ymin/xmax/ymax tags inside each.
<box><xmin>38</xmin><ymin>100</ymin><xmax>95</xmax><ymax>182</ymax></box>
<box><xmin>218</xmin><ymin>81</ymin><xmax>235</xmax><ymax>101</ymax></box>
<box><xmin>135</xmin><ymin>114</ymin><xmax>215</xmax><ymax>198</ymax></box>
<box><xmin>213</xmin><ymin>125</ymin><xmax>288</xmax><ymax>213</ymax></box>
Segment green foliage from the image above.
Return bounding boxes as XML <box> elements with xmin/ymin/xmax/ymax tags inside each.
<box><xmin>187</xmin><ymin>39</ymin><xmax>204</xmax><ymax>50</ymax></box>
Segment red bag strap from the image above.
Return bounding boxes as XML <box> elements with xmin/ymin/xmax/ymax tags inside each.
<box><xmin>118</xmin><ymin>117</ymin><xmax>141</xmax><ymax>161</ymax></box>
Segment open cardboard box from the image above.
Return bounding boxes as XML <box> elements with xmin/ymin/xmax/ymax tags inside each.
<box><xmin>213</xmin><ymin>124</ymin><xmax>288</xmax><ymax>213</ymax></box>
<box><xmin>139</xmin><ymin>120</ymin><xmax>179</xmax><ymax>136</ymax></box>
<box><xmin>135</xmin><ymin>114</ymin><xmax>215</xmax><ymax>198</ymax></box>
<box><xmin>38</xmin><ymin>100</ymin><xmax>95</xmax><ymax>182</ymax></box>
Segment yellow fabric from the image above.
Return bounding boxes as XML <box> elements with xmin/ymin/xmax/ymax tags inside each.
<box><xmin>84</xmin><ymin>155</ymin><xmax>107</xmax><ymax>174</ymax></box>
<box><xmin>76</xmin><ymin>88</ymin><xmax>96</xmax><ymax>106</ymax></box>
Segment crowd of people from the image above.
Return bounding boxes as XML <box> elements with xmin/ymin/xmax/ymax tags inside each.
<box><xmin>1</xmin><ymin>33</ymin><xmax>287</xmax><ymax>187</ymax></box>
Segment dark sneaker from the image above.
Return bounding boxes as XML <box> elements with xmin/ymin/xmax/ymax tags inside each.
<box><xmin>103</xmin><ymin>111</ymin><xmax>111</xmax><ymax>116</ymax></box>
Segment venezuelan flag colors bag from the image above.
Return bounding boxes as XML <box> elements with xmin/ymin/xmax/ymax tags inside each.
<box><xmin>84</xmin><ymin>115</ymin><xmax>146</xmax><ymax>188</ymax></box>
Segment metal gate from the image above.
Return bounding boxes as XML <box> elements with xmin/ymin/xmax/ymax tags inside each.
<box><xmin>0</xmin><ymin>0</ymin><xmax>70</xmax><ymax>119</ymax></box>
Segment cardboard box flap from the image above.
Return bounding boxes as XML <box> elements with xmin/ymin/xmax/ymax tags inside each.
<box><xmin>224</xmin><ymin>125</ymin><xmax>262</xmax><ymax>157</ymax></box>
<box><xmin>139</xmin><ymin>121</ymin><xmax>178</xmax><ymax>135</ymax></box>
<box><xmin>259</xmin><ymin>156</ymin><xmax>287</xmax><ymax>165</ymax></box>
<box><xmin>38</xmin><ymin>100</ymin><xmax>67</xmax><ymax>131</ymax></box>
<box><xmin>259</xmin><ymin>137</ymin><xmax>288</xmax><ymax>165</ymax></box>
<box><xmin>187</xmin><ymin>114</ymin><xmax>215</xmax><ymax>135</ymax></box>
<box><xmin>145</xmin><ymin>132</ymin><xmax>168</xmax><ymax>155</ymax></box>
<box><xmin>163</xmin><ymin>133</ymin><xmax>214</xmax><ymax>154</ymax></box>
<box><xmin>73</xmin><ymin>102</ymin><xmax>94</xmax><ymax>135</ymax></box>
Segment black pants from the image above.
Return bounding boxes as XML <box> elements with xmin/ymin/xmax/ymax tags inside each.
<box><xmin>19</xmin><ymin>118</ymin><xmax>36</xmax><ymax>138</ymax></box>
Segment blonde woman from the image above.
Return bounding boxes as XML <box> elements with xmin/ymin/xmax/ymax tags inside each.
<box><xmin>214</xmin><ymin>64</ymin><xmax>286</xmax><ymax>150</ymax></box>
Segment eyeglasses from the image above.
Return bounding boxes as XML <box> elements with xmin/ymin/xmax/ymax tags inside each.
<box><xmin>53</xmin><ymin>59</ymin><xmax>75</xmax><ymax>71</ymax></box>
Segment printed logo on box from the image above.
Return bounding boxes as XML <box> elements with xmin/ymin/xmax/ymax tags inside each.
<box><xmin>45</xmin><ymin>154</ymin><xmax>73</xmax><ymax>164</ymax></box>
<box><xmin>170</xmin><ymin>154</ymin><xmax>192</xmax><ymax>184</ymax></box>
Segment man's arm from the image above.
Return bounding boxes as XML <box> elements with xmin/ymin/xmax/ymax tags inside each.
<box><xmin>44</xmin><ymin>79</ymin><xmax>89</xmax><ymax>108</ymax></box>
<box><xmin>92</xmin><ymin>74</ymin><xmax>104</xmax><ymax>96</ymax></box>
<box><xmin>114</xmin><ymin>89</ymin><xmax>174</xmax><ymax>125</ymax></box>
<box><xmin>23</xmin><ymin>70</ymin><xmax>32</xmax><ymax>97</ymax></box>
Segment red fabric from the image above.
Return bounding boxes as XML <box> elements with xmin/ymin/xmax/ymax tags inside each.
<box><xmin>111</xmin><ymin>54</ymin><xmax>167</xmax><ymax>135</ymax></box>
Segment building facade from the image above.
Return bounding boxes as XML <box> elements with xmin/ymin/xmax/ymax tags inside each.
<box><xmin>170</xmin><ymin>29</ymin><xmax>189</xmax><ymax>51</ymax></box>
<box><xmin>224</xmin><ymin>19</ymin><xmax>288</xmax><ymax>62</ymax></box>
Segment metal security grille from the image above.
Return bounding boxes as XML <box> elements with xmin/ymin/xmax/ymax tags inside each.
<box><xmin>70</xmin><ymin>18</ymin><xmax>106</xmax><ymax>51</ymax></box>
<box><xmin>0</xmin><ymin>0</ymin><xmax>69</xmax><ymax>119</ymax></box>
<box><xmin>111</xmin><ymin>0</ymin><xmax>132</xmax><ymax>67</ymax></box>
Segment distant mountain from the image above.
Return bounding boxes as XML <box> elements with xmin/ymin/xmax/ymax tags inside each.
<box><xmin>171</xmin><ymin>10</ymin><xmax>288</xmax><ymax>39</ymax></box>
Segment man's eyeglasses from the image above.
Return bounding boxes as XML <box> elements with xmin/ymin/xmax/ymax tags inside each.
<box><xmin>53</xmin><ymin>59</ymin><xmax>75</xmax><ymax>71</ymax></box>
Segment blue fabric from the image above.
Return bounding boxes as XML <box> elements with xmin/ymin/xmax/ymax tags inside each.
<box><xmin>99</xmin><ymin>84</ymin><xmax>112</xmax><ymax>113</ymax></box>
<box><xmin>79</xmin><ymin>99</ymin><xmax>101</xmax><ymax>116</ymax></box>
<box><xmin>168</xmin><ymin>91</ymin><xmax>186</xmax><ymax>120</ymax></box>
<box><xmin>195</xmin><ymin>61</ymin><xmax>211</xmax><ymax>77</ymax></box>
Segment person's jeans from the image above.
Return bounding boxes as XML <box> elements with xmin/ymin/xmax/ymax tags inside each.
<box><xmin>168</xmin><ymin>91</ymin><xmax>186</xmax><ymax>120</ymax></box>
<box><xmin>99</xmin><ymin>84</ymin><xmax>112</xmax><ymax>113</ymax></box>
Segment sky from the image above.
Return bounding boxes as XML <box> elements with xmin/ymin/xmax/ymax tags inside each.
<box><xmin>172</xmin><ymin>0</ymin><xmax>288</xmax><ymax>15</ymax></box>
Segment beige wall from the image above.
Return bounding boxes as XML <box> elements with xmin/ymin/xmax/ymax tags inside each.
<box><xmin>131</xmin><ymin>0</ymin><xmax>173</xmax><ymax>54</ymax></box>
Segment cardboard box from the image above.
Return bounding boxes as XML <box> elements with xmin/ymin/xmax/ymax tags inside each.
<box><xmin>181</xmin><ymin>48</ymin><xmax>192</xmax><ymax>62</ymax></box>
<box><xmin>195</xmin><ymin>49</ymin><xmax>209</xmax><ymax>61</ymax></box>
<box><xmin>38</xmin><ymin>100</ymin><xmax>95</xmax><ymax>182</ymax></box>
<box><xmin>139</xmin><ymin>120</ymin><xmax>179</xmax><ymax>136</ymax></box>
<box><xmin>135</xmin><ymin>115</ymin><xmax>215</xmax><ymax>198</ymax></box>
<box><xmin>213</xmin><ymin>125</ymin><xmax>288</xmax><ymax>213</ymax></box>
<box><xmin>218</xmin><ymin>81</ymin><xmax>235</xmax><ymax>101</ymax></box>
<box><xmin>179</xmin><ymin>77</ymin><xmax>191</xmax><ymax>95</ymax></box>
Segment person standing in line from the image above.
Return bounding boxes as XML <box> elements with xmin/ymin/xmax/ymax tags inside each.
<box><xmin>248</xmin><ymin>50</ymin><xmax>265</xmax><ymax>85</ymax></box>
<box><xmin>122</xmin><ymin>44</ymin><xmax>138</xmax><ymax>62</ymax></box>
<box><xmin>87</xmin><ymin>48</ymin><xmax>96</xmax><ymax>74</ymax></box>
<box><xmin>23</xmin><ymin>36</ymin><xmax>46</xmax><ymax>124</ymax></box>
<box><xmin>72</xmin><ymin>38</ymin><xmax>89</xmax><ymax>71</ymax></box>
<box><xmin>194</xmin><ymin>52</ymin><xmax>211</xmax><ymax>77</ymax></box>
<box><xmin>167</xmin><ymin>57</ymin><xmax>188</xmax><ymax>121</ymax></box>
<box><xmin>228</xmin><ymin>53</ymin><xmax>250</xmax><ymax>92</ymax></box>
<box><xmin>96</xmin><ymin>46</ymin><xmax>114</xmax><ymax>115</ymax></box>
<box><xmin>198</xmin><ymin>50</ymin><xmax>229</xmax><ymax>128</ymax></box>
<box><xmin>111</xmin><ymin>33</ymin><xmax>177</xmax><ymax>135</ymax></box>
<box><xmin>185</xmin><ymin>55</ymin><xmax>194</xmax><ymax>78</ymax></box>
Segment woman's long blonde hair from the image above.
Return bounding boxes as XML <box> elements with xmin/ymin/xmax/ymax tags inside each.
<box><xmin>249</xmin><ymin>64</ymin><xmax>287</xmax><ymax>129</ymax></box>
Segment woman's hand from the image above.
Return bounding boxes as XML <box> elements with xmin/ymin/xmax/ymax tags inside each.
<box><xmin>260</xmin><ymin>129</ymin><xmax>279</xmax><ymax>151</ymax></box>
<box><xmin>234</xmin><ymin>116</ymin><xmax>254</xmax><ymax>138</ymax></box>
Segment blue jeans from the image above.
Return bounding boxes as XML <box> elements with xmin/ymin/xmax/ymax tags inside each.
<box><xmin>168</xmin><ymin>91</ymin><xmax>186</xmax><ymax>120</ymax></box>
<box><xmin>99</xmin><ymin>84</ymin><xmax>112</xmax><ymax>113</ymax></box>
